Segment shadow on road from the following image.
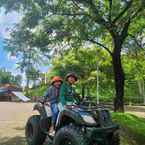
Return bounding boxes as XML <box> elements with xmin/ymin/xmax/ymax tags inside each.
<box><xmin>14</xmin><ymin>127</ymin><xmax>25</xmax><ymax>131</ymax></box>
<box><xmin>125</xmin><ymin>106</ymin><xmax>145</xmax><ymax>113</ymax></box>
<box><xmin>0</xmin><ymin>136</ymin><xmax>26</xmax><ymax>145</ymax></box>
<box><xmin>0</xmin><ymin>136</ymin><xmax>51</xmax><ymax>145</ymax></box>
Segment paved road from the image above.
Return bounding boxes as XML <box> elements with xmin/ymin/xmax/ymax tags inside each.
<box><xmin>125</xmin><ymin>105</ymin><xmax>145</xmax><ymax>118</ymax></box>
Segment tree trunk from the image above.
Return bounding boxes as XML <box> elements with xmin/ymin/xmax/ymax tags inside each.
<box><xmin>26</xmin><ymin>78</ymin><xmax>30</xmax><ymax>89</ymax></box>
<box><xmin>82</xmin><ymin>84</ymin><xmax>85</xmax><ymax>98</ymax></box>
<box><xmin>25</xmin><ymin>78</ymin><xmax>30</xmax><ymax>95</ymax></box>
<box><xmin>87</xmin><ymin>87</ymin><xmax>90</xmax><ymax>96</ymax></box>
<box><xmin>137</xmin><ymin>80</ymin><xmax>142</xmax><ymax>96</ymax></box>
<box><xmin>138</xmin><ymin>80</ymin><xmax>145</xmax><ymax>104</ymax></box>
<box><xmin>112</xmin><ymin>41</ymin><xmax>125</xmax><ymax>112</ymax></box>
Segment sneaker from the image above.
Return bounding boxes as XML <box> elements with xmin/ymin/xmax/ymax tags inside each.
<box><xmin>49</xmin><ymin>125</ymin><xmax>55</xmax><ymax>136</ymax></box>
<box><xmin>49</xmin><ymin>130</ymin><xmax>55</xmax><ymax>136</ymax></box>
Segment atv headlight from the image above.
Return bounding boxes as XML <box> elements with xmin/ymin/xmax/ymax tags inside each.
<box><xmin>82</xmin><ymin>115</ymin><xmax>96</xmax><ymax>124</ymax></box>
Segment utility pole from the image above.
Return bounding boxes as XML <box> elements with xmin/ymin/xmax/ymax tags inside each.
<box><xmin>96</xmin><ymin>62</ymin><xmax>99</xmax><ymax>105</ymax></box>
<box><xmin>44</xmin><ymin>72</ymin><xmax>47</xmax><ymax>84</ymax></box>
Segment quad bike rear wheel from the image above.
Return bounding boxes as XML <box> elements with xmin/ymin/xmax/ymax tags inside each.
<box><xmin>25</xmin><ymin>115</ymin><xmax>46</xmax><ymax>145</ymax></box>
<box><xmin>53</xmin><ymin>125</ymin><xmax>87</xmax><ymax>145</ymax></box>
<box><xmin>109</xmin><ymin>132</ymin><xmax>120</xmax><ymax>145</ymax></box>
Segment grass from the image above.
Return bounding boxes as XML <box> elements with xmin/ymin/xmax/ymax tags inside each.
<box><xmin>112</xmin><ymin>113</ymin><xmax>145</xmax><ymax>145</ymax></box>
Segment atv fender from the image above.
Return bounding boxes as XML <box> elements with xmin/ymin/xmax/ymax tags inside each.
<box><xmin>56</xmin><ymin>109</ymin><xmax>85</xmax><ymax>129</ymax></box>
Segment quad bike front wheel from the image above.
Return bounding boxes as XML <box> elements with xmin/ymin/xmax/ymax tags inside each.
<box><xmin>25</xmin><ymin>115</ymin><xmax>46</xmax><ymax>145</ymax></box>
<box><xmin>53</xmin><ymin>125</ymin><xmax>87</xmax><ymax>145</ymax></box>
<box><xmin>108</xmin><ymin>132</ymin><xmax>120</xmax><ymax>145</ymax></box>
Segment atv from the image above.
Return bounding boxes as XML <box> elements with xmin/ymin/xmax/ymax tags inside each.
<box><xmin>25</xmin><ymin>99</ymin><xmax>120</xmax><ymax>145</ymax></box>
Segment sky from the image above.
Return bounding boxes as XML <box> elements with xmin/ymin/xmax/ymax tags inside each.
<box><xmin>0</xmin><ymin>8</ymin><xmax>49</xmax><ymax>86</ymax></box>
<box><xmin>0</xmin><ymin>8</ymin><xmax>21</xmax><ymax>74</ymax></box>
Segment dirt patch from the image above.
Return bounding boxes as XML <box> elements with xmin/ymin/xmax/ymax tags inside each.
<box><xmin>0</xmin><ymin>102</ymin><xmax>33</xmax><ymax>145</ymax></box>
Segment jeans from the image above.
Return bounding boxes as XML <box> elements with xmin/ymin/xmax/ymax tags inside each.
<box><xmin>50</xmin><ymin>103</ymin><xmax>59</xmax><ymax>125</ymax></box>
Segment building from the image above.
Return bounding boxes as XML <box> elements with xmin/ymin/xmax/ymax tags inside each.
<box><xmin>0</xmin><ymin>84</ymin><xmax>22</xmax><ymax>101</ymax></box>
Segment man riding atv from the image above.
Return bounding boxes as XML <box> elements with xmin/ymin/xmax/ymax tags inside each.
<box><xmin>25</xmin><ymin>73</ymin><xmax>120</xmax><ymax>145</ymax></box>
<box><xmin>59</xmin><ymin>72</ymin><xmax>80</xmax><ymax>108</ymax></box>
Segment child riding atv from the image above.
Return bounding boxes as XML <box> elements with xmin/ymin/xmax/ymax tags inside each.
<box><xmin>44</xmin><ymin>76</ymin><xmax>63</xmax><ymax>135</ymax></box>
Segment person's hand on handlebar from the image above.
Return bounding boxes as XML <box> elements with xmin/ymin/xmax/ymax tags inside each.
<box><xmin>38</xmin><ymin>97</ymin><xmax>45</xmax><ymax>104</ymax></box>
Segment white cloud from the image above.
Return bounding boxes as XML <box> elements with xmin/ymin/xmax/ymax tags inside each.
<box><xmin>7</xmin><ymin>52</ymin><xmax>17</xmax><ymax>60</ymax></box>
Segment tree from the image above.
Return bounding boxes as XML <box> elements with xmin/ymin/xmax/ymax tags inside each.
<box><xmin>49</xmin><ymin>0</ymin><xmax>145</xmax><ymax>112</ymax></box>
<box><xmin>26</xmin><ymin>66</ymin><xmax>40</xmax><ymax>88</ymax></box>
<box><xmin>46</xmin><ymin>0</ymin><xmax>145</xmax><ymax>112</ymax></box>
<box><xmin>123</xmin><ymin>49</ymin><xmax>145</xmax><ymax>104</ymax></box>
<box><xmin>0</xmin><ymin>69</ymin><xmax>22</xmax><ymax>86</ymax></box>
<box><xmin>1</xmin><ymin>0</ymin><xmax>145</xmax><ymax>111</ymax></box>
<box><xmin>4</xmin><ymin>23</ymin><xmax>51</xmax><ymax>88</ymax></box>
<box><xmin>13</xmin><ymin>74</ymin><xmax>22</xmax><ymax>86</ymax></box>
<box><xmin>51</xmin><ymin>46</ymin><xmax>114</xmax><ymax>100</ymax></box>
<box><xmin>0</xmin><ymin>69</ymin><xmax>12</xmax><ymax>84</ymax></box>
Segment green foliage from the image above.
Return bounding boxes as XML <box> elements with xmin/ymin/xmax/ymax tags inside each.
<box><xmin>47</xmin><ymin>47</ymin><xmax>145</xmax><ymax>104</ymax></box>
<box><xmin>50</xmin><ymin>46</ymin><xmax>114</xmax><ymax>99</ymax></box>
<box><xmin>112</xmin><ymin>113</ymin><xmax>145</xmax><ymax>145</ymax></box>
<box><xmin>26</xmin><ymin>84</ymin><xmax>48</xmax><ymax>97</ymax></box>
<box><xmin>0</xmin><ymin>69</ymin><xmax>22</xmax><ymax>86</ymax></box>
<box><xmin>0</xmin><ymin>0</ymin><xmax>145</xmax><ymax>110</ymax></box>
<box><xmin>122</xmin><ymin>53</ymin><xmax>145</xmax><ymax>103</ymax></box>
<box><xmin>1</xmin><ymin>0</ymin><xmax>145</xmax><ymax>62</ymax></box>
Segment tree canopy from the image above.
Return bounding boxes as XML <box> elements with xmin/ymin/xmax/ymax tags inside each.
<box><xmin>0</xmin><ymin>69</ymin><xmax>22</xmax><ymax>86</ymax></box>
<box><xmin>0</xmin><ymin>0</ymin><xmax>145</xmax><ymax>111</ymax></box>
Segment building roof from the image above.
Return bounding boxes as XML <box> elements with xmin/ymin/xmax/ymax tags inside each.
<box><xmin>0</xmin><ymin>84</ymin><xmax>22</xmax><ymax>91</ymax></box>
<box><xmin>0</xmin><ymin>84</ymin><xmax>30</xmax><ymax>102</ymax></box>
<box><xmin>0</xmin><ymin>84</ymin><xmax>22</xmax><ymax>95</ymax></box>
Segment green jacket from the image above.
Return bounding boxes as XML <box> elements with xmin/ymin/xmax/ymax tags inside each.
<box><xmin>59</xmin><ymin>82</ymin><xmax>78</xmax><ymax>106</ymax></box>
